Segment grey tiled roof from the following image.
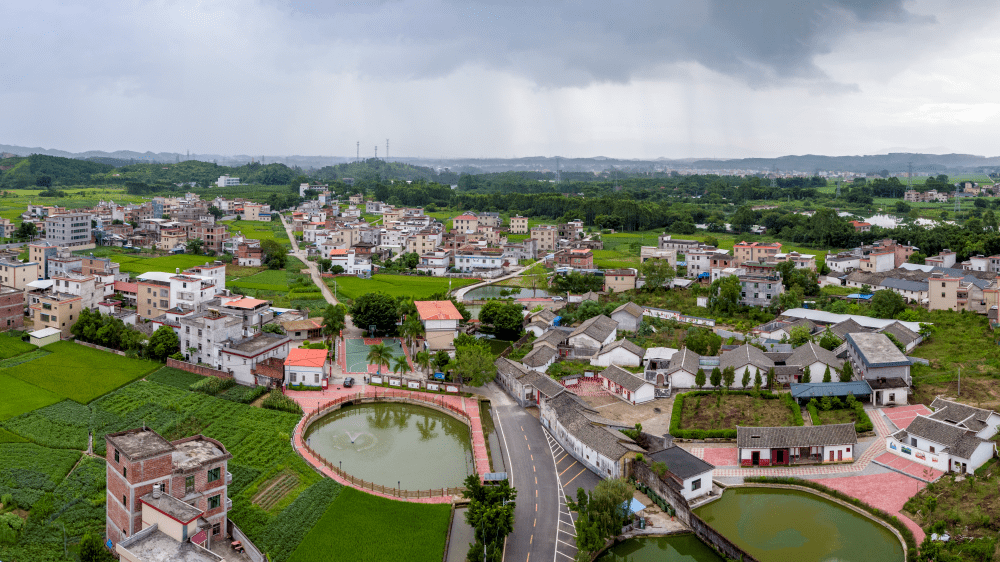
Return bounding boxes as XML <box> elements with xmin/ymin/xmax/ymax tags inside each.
<box><xmin>532</xmin><ymin>309</ymin><xmax>557</xmax><ymax>323</ymax></box>
<box><xmin>647</xmin><ymin>445</ymin><xmax>714</xmax><ymax>480</ymax></box>
<box><xmin>534</xmin><ymin>329</ymin><xmax>566</xmax><ymax>349</ymax></box>
<box><xmin>719</xmin><ymin>344</ymin><xmax>774</xmax><ymax>371</ymax></box>
<box><xmin>522</xmin><ymin>345</ymin><xmax>558</xmax><ymax>368</ymax></box>
<box><xmin>494</xmin><ymin>357</ymin><xmax>532</xmax><ymax>381</ymax></box>
<box><xmin>878</xmin><ymin>322</ymin><xmax>920</xmax><ymax>346</ymax></box>
<box><xmin>880</xmin><ymin>277</ymin><xmax>929</xmax><ymax>293</ymax></box>
<box><xmin>528</xmin><ymin>373</ymin><xmax>565</xmax><ymax>398</ymax></box>
<box><xmin>598</xmin><ymin>338</ymin><xmax>645</xmax><ymax>359</ymax></box>
<box><xmin>600</xmin><ymin>365</ymin><xmax>649</xmax><ymax>392</ymax></box>
<box><xmin>786</xmin><ymin>342</ymin><xmax>843</xmax><ymax>371</ymax></box>
<box><xmin>569</xmin><ymin>314</ymin><xmax>618</xmax><ymax>343</ymax></box>
<box><xmin>830</xmin><ymin>318</ymin><xmax>871</xmax><ymax>341</ymax></box>
<box><xmin>929</xmin><ymin>397</ymin><xmax>998</xmax><ymax>433</ymax></box>
<box><xmin>736</xmin><ymin>424</ymin><xmax>857</xmax><ymax>449</ymax></box>
<box><xmin>665</xmin><ymin>347</ymin><xmax>702</xmax><ymax>375</ymax></box>
<box><xmin>547</xmin><ymin>393</ymin><xmax>639</xmax><ymax>460</ymax></box>
<box><xmin>903</xmin><ymin>415</ymin><xmax>989</xmax><ymax>459</ymax></box>
<box><xmin>867</xmin><ymin>377</ymin><xmax>909</xmax><ymax>390</ymax></box>
<box><xmin>612</xmin><ymin>301</ymin><xmax>644</xmax><ymax>319</ymax></box>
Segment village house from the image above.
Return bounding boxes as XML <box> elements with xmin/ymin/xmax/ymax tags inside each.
<box><xmin>554</xmin><ymin>248</ymin><xmax>594</xmax><ymax>269</ymax></box>
<box><xmin>540</xmin><ymin>393</ymin><xmax>643</xmax><ymax>479</ymax></box>
<box><xmin>610</xmin><ymin>301</ymin><xmax>644</xmax><ymax>332</ymax></box>
<box><xmin>452</xmin><ymin>214</ymin><xmax>479</xmax><ymax>232</ymax></box>
<box><xmin>887</xmin><ymin>415</ymin><xmax>995</xmax><ymax>475</ymax></box>
<box><xmin>0</xmin><ymin>285</ymin><xmax>24</xmax><ymax>330</ymax></box>
<box><xmin>521</xmin><ymin>344</ymin><xmax>558</xmax><ymax>372</ymax></box>
<box><xmin>646</xmin><ymin>446</ymin><xmax>715</xmax><ymax>502</ymax></box>
<box><xmin>280</xmin><ymin>317</ymin><xmax>324</xmax><ymax>340</ymax></box>
<box><xmin>603</xmin><ymin>269</ymin><xmax>638</xmax><ymax>293</ymax></box>
<box><xmin>509</xmin><ymin>215</ymin><xmax>529</xmax><ymax>234</ymax></box>
<box><xmin>284</xmin><ymin>347</ymin><xmax>330</xmax><ymax>387</ymax></box>
<box><xmin>220</xmin><ymin>332</ymin><xmax>292</xmax><ymax>386</ymax></box>
<box><xmin>592</xmin><ymin>338</ymin><xmax>645</xmax><ymax>368</ymax></box>
<box><xmin>639</xmin><ymin>246</ymin><xmax>677</xmax><ymax>267</ymax></box>
<box><xmin>598</xmin><ymin>364</ymin><xmax>655</xmax><ymax>405</ymax></box>
<box><xmin>738</xmin><ymin>267</ymin><xmax>784</xmax><ymax>307</ymax></box>
<box><xmin>568</xmin><ymin>314</ymin><xmax>618</xmax><ymax>356</ymax></box>
<box><xmin>0</xmin><ymin>257</ymin><xmax>41</xmax><ymax>290</ymax></box>
<box><xmin>845</xmin><ymin>332</ymin><xmax>911</xmax><ymax>385</ymax></box>
<box><xmin>530</xmin><ymin>225</ymin><xmax>559</xmax><ymax>252</ymax></box>
<box><xmin>733</xmin><ymin>241</ymin><xmax>782</xmax><ymax>265</ymax></box>
<box><xmin>235</xmin><ymin>242</ymin><xmax>262</xmax><ymax>267</ymax></box>
<box><xmin>785</xmin><ymin>342</ymin><xmax>843</xmax><ymax>382</ymax></box>
<box><xmin>418</xmin><ymin>250</ymin><xmax>453</xmax><ymax>276</ymax></box>
<box><xmin>720</xmin><ymin>344</ymin><xmax>775</xmax><ymax>386</ymax></box>
<box><xmin>789</xmin><ymin>381</ymin><xmax>873</xmax><ymax>405</ymax></box>
<box><xmin>929</xmin><ymin>398</ymin><xmax>1000</xmax><ymax>439</ymax></box>
<box><xmin>415</xmin><ymin>300</ymin><xmax>463</xmax><ymax>354</ymax></box>
<box><xmin>105</xmin><ymin>428</ymin><xmax>235</xmax><ymax>556</ymax></box>
<box><xmin>494</xmin><ymin>356</ymin><xmax>567</xmax><ymax>407</ymax></box>
<box><xmin>738</xmin><ymin>424</ymin><xmax>858</xmax><ymax>466</ymax></box>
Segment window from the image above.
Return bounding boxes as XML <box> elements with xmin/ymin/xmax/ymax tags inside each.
<box><xmin>208</xmin><ymin>467</ymin><xmax>221</xmax><ymax>482</ymax></box>
<box><xmin>123</xmin><ymin>495</ymin><xmax>127</xmax><ymax>507</ymax></box>
<box><xmin>186</xmin><ymin>475</ymin><xmax>195</xmax><ymax>494</ymax></box>
<box><xmin>212</xmin><ymin>523</ymin><xmax>221</xmax><ymax>536</ymax></box>
<box><xmin>930</xmin><ymin>446</ymin><xmax>935</xmax><ymax>453</ymax></box>
<box><xmin>911</xmin><ymin>437</ymin><xmax>917</xmax><ymax>446</ymax></box>
<box><xmin>691</xmin><ymin>478</ymin><xmax>702</xmax><ymax>491</ymax></box>
<box><xmin>208</xmin><ymin>494</ymin><xmax>221</xmax><ymax>509</ymax></box>
<box><xmin>114</xmin><ymin>449</ymin><xmax>119</xmax><ymax>463</ymax></box>
<box><xmin>123</xmin><ymin>466</ymin><xmax>127</xmax><ymax>478</ymax></box>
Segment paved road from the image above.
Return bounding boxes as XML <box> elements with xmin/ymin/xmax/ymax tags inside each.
<box><xmin>492</xmin><ymin>401</ymin><xmax>561</xmax><ymax>562</ymax></box>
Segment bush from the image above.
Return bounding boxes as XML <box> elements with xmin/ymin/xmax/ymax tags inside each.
<box><xmin>807</xmin><ymin>400</ymin><xmax>822</xmax><ymax>426</ymax></box>
<box><xmin>262</xmin><ymin>390</ymin><xmax>303</xmax><ymax>415</ymax></box>
<box><xmin>781</xmin><ymin>393</ymin><xmax>804</xmax><ymax>426</ymax></box>
<box><xmin>287</xmin><ymin>384</ymin><xmax>323</xmax><ymax>391</ymax></box>
<box><xmin>189</xmin><ymin>376</ymin><xmax>236</xmax><ymax>395</ymax></box>
<box><xmin>744</xmin><ymin>476</ymin><xmax>917</xmax><ymax>562</ymax></box>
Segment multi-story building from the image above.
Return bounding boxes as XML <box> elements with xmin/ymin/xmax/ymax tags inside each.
<box><xmin>738</xmin><ymin>269</ymin><xmax>784</xmax><ymax>307</ymax></box>
<box><xmin>844</xmin><ymin>332</ymin><xmax>911</xmax><ymax>385</ymax></box>
<box><xmin>45</xmin><ymin>211</ymin><xmax>93</xmax><ymax>248</ymax></box>
<box><xmin>220</xmin><ymin>296</ymin><xmax>273</xmax><ymax>334</ymax></box>
<box><xmin>328</xmin><ymin>248</ymin><xmax>371</xmax><ymax>275</ymax></box>
<box><xmin>850</xmin><ymin>221</ymin><xmax>873</xmax><ymax>233</ymax></box>
<box><xmin>860</xmin><ymin>250</ymin><xmax>896</xmax><ymax>273</ymax></box>
<box><xmin>509</xmin><ymin>215</ymin><xmax>529</xmax><ymax>234</ymax></box>
<box><xmin>554</xmin><ymin>248</ymin><xmax>594</xmax><ymax>269</ymax></box>
<box><xmin>0</xmin><ymin>258</ymin><xmax>41</xmax><ymax>290</ymax></box>
<box><xmin>0</xmin><ymin>218</ymin><xmax>15</xmax><ymax>239</ymax></box>
<box><xmin>926</xmin><ymin>250</ymin><xmax>958</xmax><ymax>269</ymax></box>
<box><xmin>193</xmin><ymin>223</ymin><xmax>229</xmax><ymax>254</ymax></box>
<box><xmin>772</xmin><ymin>251</ymin><xmax>816</xmax><ymax>271</ymax></box>
<box><xmin>49</xmin><ymin>272</ymin><xmax>103</xmax><ymax>311</ymax></box>
<box><xmin>28</xmin><ymin>241</ymin><xmax>59</xmax><ymax>278</ymax></box>
<box><xmin>531</xmin><ymin>225</ymin><xmax>558</xmax><ymax>252</ymax></box>
<box><xmin>416</xmin><ymin>300</ymin><xmax>463</xmax><ymax>353</ymax></box>
<box><xmin>220</xmin><ymin>332</ymin><xmax>292</xmax><ymax>386</ymax></box>
<box><xmin>733</xmin><ymin>241</ymin><xmax>782</xmax><ymax>265</ymax></box>
<box><xmin>29</xmin><ymin>291</ymin><xmax>82</xmax><ymax>338</ymax></box>
<box><xmin>156</xmin><ymin>228</ymin><xmax>187</xmax><ymax>251</ymax></box>
<box><xmin>217</xmin><ymin>174</ymin><xmax>240</xmax><ymax>187</ymax></box>
<box><xmin>927</xmin><ymin>272</ymin><xmax>962</xmax><ymax>311</ymax></box>
<box><xmin>418</xmin><ymin>250</ymin><xmax>453</xmax><ymax>276</ymax></box>
<box><xmin>137</xmin><ymin>278</ymin><xmax>171</xmax><ymax>320</ymax></box>
<box><xmin>235</xmin><ymin>243</ymin><xmax>262</xmax><ymax>266</ymax></box>
<box><xmin>453</xmin><ymin>249</ymin><xmax>504</xmax><ymax>274</ymax></box>
<box><xmin>405</xmin><ymin>230</ymin><xmax>444</xmax><ymax>255</ymax></box>
<box><xmin>47</xmin><ymin>247</ymin><xmax>83</xmax><ymax>279</ymax></box>
<box><xmin>657</xmin><ymin>235</ymin><xmax>703</xmax><ymax>253</ymax></box>
<box><xmin>639</xmin><ymin>246</ymin><xmax>677</xmax><ymax>267</ymax></box>
<box><xmin>105</xmin><ymin>427</ymin><xmax>233</xmax><ymax>554</ymax></box>
<box><xmin>452</xmin><ymin>214</ymin><xmax>479</xmax><ymax>232</ymax></box>
<box><xmin>604</xmin><ymin>269</ymin><xmax>637</xmax><ymax>293</ymax></box>
<box><xmin>0</xmin><ymin>285</ymin><xmax>24</xmax><ymax>330</ymax></box>
<box><xmin>685</xmin><ymin>248</ymin><xmax>727</xmax><ymax>279</ymax></box>
<box><xmin>478</xmin><ymin>212</ymin><xmax>501</xmax><ymax>228</ymax></box>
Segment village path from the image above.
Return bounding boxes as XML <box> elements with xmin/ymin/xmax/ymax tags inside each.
<box><xmin>278</xmin><ymin>213</ymin><xmax>358</xmax><ymax>335</ymax></box>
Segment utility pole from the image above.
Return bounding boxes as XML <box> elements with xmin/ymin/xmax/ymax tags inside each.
<box><xmin>958</xmin><ymin>367</ymin><xmax>961</xmax><ymax>397</ymax></box>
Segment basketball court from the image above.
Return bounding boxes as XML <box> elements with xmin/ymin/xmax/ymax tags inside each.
<box><xmin>344</xmin><ymin>337</ymin><xmax>408</xmax><ymax>374</ymax></box>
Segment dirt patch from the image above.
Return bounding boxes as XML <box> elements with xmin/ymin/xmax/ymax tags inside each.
<box><xmin>679</xmin><ymin>393</ymin><xmax>795</xmax><ymax>430</ymax></box>
<box><xmin>252</xmin><ymin>469</ymin><xmax>299</xmax><ymax>510</ymax></box>
<box><xmin>577</xmin><ymin>395</ymin><xmax>672</xmax><ymax>435</ymax></box>
<box><xmin>913</xmin><ymin>377</ymin><xmax>1000</xmax><ymax>410</ymax></box>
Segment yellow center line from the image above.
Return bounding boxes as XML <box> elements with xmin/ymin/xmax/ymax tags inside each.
<box><xmin>526</xmin><ymin>443</ymin><xmax>530</xmax><ymax>450</ymax></box>
<box><xmin>530</xmin><ymin>535</ymin><xmax>533</xmax><ymax>545</ymax></box>
<box><xmin>533</xmin><ymin>465</ymin><xmax>536</xmax><ymax>472</ymax></box>
<box><xmin>524</xmin><ymin>435</ymin><xmax>527</xmax><ymax>440</ymax></box>
<box><xmin>530</xmin><ymin>454</ymin><xmax>533</xmax><ymax>461</ymax></box>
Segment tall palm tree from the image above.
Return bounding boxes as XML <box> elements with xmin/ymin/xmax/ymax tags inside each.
<box><xmin>414</xmin><ymin>351</ymin><xmax>432</xmax><ymax>376</ymax></box>
<box><xmin>321</xmin><ymin>304</ymin><xmax>347</xmax><ymax>357</ymax></box>
<box><xmin>400</xmin><ymin>315</ymin><xmax>424</xmax><ymax>356</ymax></box>
<box><xmin>366</xmin><ymin>343</ymin><xmax>392</xmax><ymax>376</ymax></box>
<box><xmin>392</xmin><ymin>356</ymin><xmax>409</xmax><ymax>376</ymax></box>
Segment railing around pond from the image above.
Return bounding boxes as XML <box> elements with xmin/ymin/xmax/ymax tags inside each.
<box><xmin>298</xmin><ymin>390</ymin><xmax>471</xmax><ymax>499</ymax></box>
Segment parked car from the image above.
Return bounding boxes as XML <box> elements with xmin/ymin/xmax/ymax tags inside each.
<box><xmin>552</xmin><ymin>296</ymin><xmax>565</xmax><ymax>301</ymax></box>
<box><xmin>343</xmin><ymin>377</ymin><xmax>355</xmax><ymax>388</ymax></box>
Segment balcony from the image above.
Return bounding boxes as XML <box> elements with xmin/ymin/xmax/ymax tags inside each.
<box><xmin>226</xmin><ymin>471</ymin><xmax>233</xmax><ymax>485</ymax></box>
<box><xmin>225</xmin><ymin>498</ymin><xmax>233</xmax><ymax>511</ymax></box>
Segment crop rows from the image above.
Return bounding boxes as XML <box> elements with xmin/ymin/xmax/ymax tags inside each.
<box><xmin>259</xmin><ymin>480</ymin><xmax>342</xmax><ymax>562</ymax></box>
<box><xmin>1</xmin><ymin>400</ymin><xmax>91</xmax><ymax>450</ymax></box>
<box><xmin>0</xmin><ymin>443</ymin><xmax>80</xmax><ymax>509</ymax></box>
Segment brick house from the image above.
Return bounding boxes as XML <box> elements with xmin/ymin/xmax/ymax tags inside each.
<box><xmin>0</xmin><ymin>285</ymin><xmax>24</xmax><ymax>330</ymax></box>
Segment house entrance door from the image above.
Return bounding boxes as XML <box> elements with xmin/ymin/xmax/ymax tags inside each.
<box><xmin>752</xmin><ymin>451</ymin><xmax>760</xmax><ymax>466</ymax></box>
<box><xmin>775</xmin><ymin>450</ymin><xmax>784</xmax><ymax>465</ymax></box>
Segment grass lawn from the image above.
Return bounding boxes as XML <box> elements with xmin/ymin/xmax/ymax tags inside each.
<box><xmin>2</xmin><ymin>341</ymin><xmax>160</xmax><ymax>403</ymax></box>
<box><xmin>83</xmin><ymin>248</ymin><xmax>217</xmax><ymax>275</ymax></box>
<box><xmin>815</xmin><ymin>408</ymin><xmax>857</xmax><ymax>425</ymax></box>
<box><xmin>679</xmin><ymin>393</ymin><xmax>798</xmax><ymax>430</ymax></box>
<box><xmin>287</xmin><ymin>487</ymin><xmax>451</xmax><ymax>562</ymax></box>
<box><xmin>0</xmin><ymin>334</ymin><xmax>36</xmax><ymax>359</ymax></box>
<box><xmin>222</xmin><ymin>220</ymin><xmax>290</xmax><ymax>245</ymax></box>
<box><xmin>0</xmin><ymin>372</ymin><xmax>62</xmax><ymax>421</ymax></box>
<box><xmin>908</xmin><ymin>310</ymin><xmax>1000</xmax><ymax>406</ymax></box>
<box><xmin>326</xmin><ymin>274</ymin><xmax>479</xmax><ymax>302</ymax></box>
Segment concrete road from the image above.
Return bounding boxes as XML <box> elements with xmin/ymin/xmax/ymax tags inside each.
<box><xmin>492</xmin><ymin>402</ymin><xmax>561</xmax><ymax>562</ymax></box>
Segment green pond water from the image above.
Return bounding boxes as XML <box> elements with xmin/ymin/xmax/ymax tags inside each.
<box><xmin>694</xmin><ymin>487</ymin><xmax>904</xmax><ymax>562</ymax></box>
<box><xmin>596</xmin><ymin>534</ymin><xmax>724</xmax><ymax>562</ymax></box>
<box><xmin>303</xmin><ymin>402</ymin><xmax>474</xmax><ymax>490</ymax></box>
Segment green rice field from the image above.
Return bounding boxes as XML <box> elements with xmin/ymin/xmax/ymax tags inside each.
<box><xmin>325</xmin><ymin>274</ymin><xmax>478</xmax><ymax>302</ymax></box>
<box><xmin>221</xmin><ymin>219</ymin><xmax>290</xmax><ymax>245</ymax></box>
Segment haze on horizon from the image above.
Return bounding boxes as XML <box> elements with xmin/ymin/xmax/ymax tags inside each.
<box><xmin>3</xmin><ymin>0</ymin><xmax>998</xmax><ymax>160</ymax></box>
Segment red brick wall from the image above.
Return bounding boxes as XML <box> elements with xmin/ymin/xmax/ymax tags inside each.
<box><xmin>166</xmin><ymin>357</ymin><xmax>233</xmax><ymax>379</ymax></box>
<box><xmin>0</xmin><ymin>291</ymin><xmax>24</xmax><ymax>330</ymax></box>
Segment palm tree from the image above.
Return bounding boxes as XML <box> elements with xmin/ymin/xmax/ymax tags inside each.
<box><xmin>366</xmin><ymin>343</ymin><xmax>392</xmax><ymax>376</ymax></box>
<box><xmin>392</xmin><ymin>356</ymin><xmax>409</xmax><ymax>376</ymax></box>
<box><xmin>322</xmin><ymin>304</ymin><xmax>347</xmax><ymax>358</ymax></box>
<box><xmin>400</xmin><ymin>315</ymin><xmax>424</xmax><ymax>356</ymax></box>
<box><xmin>414</xmin><ymin>351</ymin><xmax>432</xmax><ymax>376</ymax></box>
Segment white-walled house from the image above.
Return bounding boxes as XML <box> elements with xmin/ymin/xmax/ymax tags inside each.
<box><xmin>540</xmin><ymin>393</ymin><xmax>643</xmax><ymax>479</ymax></box>
<box><xmin>785</xmin><ymin>342</ymin><xmax>843</xmax><ymax>383</ymax></box>
<box><xmin>646</xmin><ymin>446</ymin><xmax>715</xmax><ymax>502</ymax></box>
<box><xmin>598</xmin><ymin>365</ymin><xmax>655</xmax><ymax>405</ymax></box>
<box><xmin>929</xmin><ymin>398</ymin><xmax>1000</xmax><ymax>439</ymax></box>
<box><xmin>737</xmin><ymin>424</ymin><xmax>858</xmax><ymax>467</ymax></box>
<box><xmin>283</xmin><ymin>347</ymin><xmax>329</xmax><ymax>386</ymax></box>
<box><xmin>845</xmin><ymin>332</ymin><xmax>912</xmax><ymax>385</ymax></box>
<box><xmin>568</xmin><ymin>315</ymin><xmax>618</xmax><ymax>354</ymax></box>
<box><xmin>521</xmin><ymin>345</ymin><xmax>557</xmax><ymax>372</ymax></box>
<box><xmin>415</xmin><ymin>300</ymin><xmax>463</xmax><ymax>353</ymax></box>
<box><xmin>328</xmin><ymin>248</ymin><xmax>371</xmax><ymax>275</ymax></box>
<box><xmin>592</xmin><ymin>338</ymin><xmax>645</xmax><ymax>368</ymax></box>
<box><xmin>220</xmin><ymin>332</ymin><xmax>292</xmax><ymax>386</ymax></box>
<box><xmin>610</xmin><ymin>302</ymin><xmax>644</xmax><ymax>333</ymax></box>
<box><xmin>719</xmin><ymin>344</ymin><xmax>774</xmax><ymax>387</ymax></box>
<box><xmin>887</xmin><ymin>415</ymin><xmax>995</xmax><ymax>474</ymax></box>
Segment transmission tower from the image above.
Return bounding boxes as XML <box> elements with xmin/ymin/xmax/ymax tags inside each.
<box><xmin>386</xmin><ymin>139</ymin><xmax>389</xmax><ymax>162</ymax></box>
<box><xmin>555</xmin><ymin>157</ymin><xmax>561</xmax><ymax>182</ymax></box>
<box><xmin>770</xmin><ymin>166</ymin><xmax>777</xmax><ymax>188</ymax></box>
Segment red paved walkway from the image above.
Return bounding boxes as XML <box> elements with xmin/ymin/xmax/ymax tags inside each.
<box><xmin>700</xmin><ymin>448</ymin><xmax>739</xmax><ymax>467</ymax></box>
<box><xmin>882</xmin><ymin>404</ymin><xmax>932</xmax><ymax>430</ymax></box>
<box><xmin>818</xmin><ymin>472</ymin><xmax>927</xmax><ymax>543</ymax></box>
<box><xmin>287</xmin><ymin>385</ymin><xmax>489</xmax><ymax>502</ymax></box>
<box><xmin>874</xmin><ymin>452</ymin><xmax>945</xmax><ymax>482</ymax></box>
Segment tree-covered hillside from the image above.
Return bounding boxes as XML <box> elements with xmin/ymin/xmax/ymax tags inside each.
<box><xmin>0</xmin><ymin>155</ymin><xmax>114</xmax><ymax>188</ymax></box>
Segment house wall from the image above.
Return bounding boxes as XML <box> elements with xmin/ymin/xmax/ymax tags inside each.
<box><xmin>885</xmin><ymin>435</ymin><xmax>949</xmax><ymax>472</ymax></box>
<box><xmin>611</xmin><ymin>311</ymin><xmax>641</xmax><ymax>332</ymax></box>
<box><xmin>592</xmin><ymin>347</ymin><xmax>642</xmax><ymax>367</ymax></box>
<box><xmin>873</xmin><ymin>388</ymin><xmax>908</xmax><ymax>406</ymax></box>
<box><xmin>542</xmin><ymin>408</ymin><xmax>626</xmax><ymax>479</ymax></box>
<box><xmin>285</xmin><ymin>364</ymin><xmax>325</xmax><ymax>386</ymax></box>
<box><xmin>975</xmin><ymin>414</ymin><xmax>1000</xmax><ymax>440</ymax></box>
<box><xmin>928</xmin><ymin>277</ymin><xmax>960</xmax><ymax>311</ymax></box>
<box><xmin>669</xmin><ymin>370</ymin><xmax>697</xmax><ymax>389</ymax></box>
<box><xmin>681</xmin><ymin>472</ymin><xmax>713</xmax><ymax>501</ymax></box>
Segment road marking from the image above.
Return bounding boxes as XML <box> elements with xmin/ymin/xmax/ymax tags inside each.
<box><xmin>533</xmin><ymin>518</ymin><xmax>536</xmax><ymax>527</ymax></box>
<box><xmin>491</xmin><ymin>407</ymin><xmax>514</xmax><ymax>562</ymax></box>
<box><xmin>535</xmin><ymin>489</ymin><xmax>538</xmax><ymax>497</ymax></box>
<box><xmin>563</xmin><ymin>468</ymin><xmax>586</xmax><ymax>487</ymax></box>
<box><xmin>535</xmin><ymin>476</ymin><xmax>537</xmax><ymax>484</ymax></box>
<box><xmin>524</xmin><ymin>435</ymin><xmax>527</xmax><ymax>440</ymax></box>
<box><xmin>530</xmin><ymin>454</ymin><xmax>533</xmax><ymax>461</ymax></box>
<box><xmin>557</xmin><ymin>551</ymin><xmax>574</xmax><ymax>559</ymax></box>
<box><xmin>533</xmin><ymin>465</ymin><xmax>536</xmax><ymax>472</ymax></box>
<box><xmin>526</xmin><ymin>443</ymin><xmax>530</xmax><ymax>451</ymax></box>
<box><xmin>521</xmin><ymin>425</ymin><xmax>524</xmax><ymax>431</ymax></box>
<box><xmin>559</xmin><ymin>461</ymin><xmax>579</xmax><ymax>476</ymax></box>
<box><xmin>559</xmin><ymin>528</ymin><xmax>576</xmax><ymax>537</ymax></box>
<box><xmin>557</xmin><ymin>453</ymin><xmax>568</xmax><ymax>463</ymax></box>
<box><xmin>557</xmin><ymin>539</ymin><xmax>576</xmax><ymax>548</ymax></box>
<box><xmin>530</xmin><ymin>535</ymin><xmax>533</xmax><ymax>545</ymax></box>
<box><xmin>535</xmin><ymin>503</ymin><xmax>538</xmax><ymax>512</ymax></box>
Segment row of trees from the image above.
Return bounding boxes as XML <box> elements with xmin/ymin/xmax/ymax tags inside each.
<box><xmin>70</xmin><ymin>309</ymin><xmax>181</xmax><ymax>361</ymax></box>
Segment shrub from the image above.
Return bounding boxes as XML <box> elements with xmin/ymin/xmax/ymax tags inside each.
<box><xmin>189</xmin><ymin>376</ymin><xmax>236</xmax><ymax>395</ymax></box>
<box><xmin>781</xmin><ymin>393</ymin><xmax>804</xmax><ymax>426</ymax></box>
<box><xmin>262</xmin><ymin>390</ymin><xmax>303</xmax><ymax>415</ymax></box>
<box><xmin>807</xmin><ymin>400</ymin><xmax>822</xmax><ymax>426</ymax></box>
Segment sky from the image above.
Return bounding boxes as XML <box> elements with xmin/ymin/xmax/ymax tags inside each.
<box><xmin>2</xmin><ymin>0</ymin><xmax>998</xmax><ymax>159</ymax></box>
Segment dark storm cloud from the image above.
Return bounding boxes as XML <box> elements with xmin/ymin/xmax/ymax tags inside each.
<box><xmin>286</xmin><ymin>0</ymin><xmax>932</xmax><ymax>87</ymax></box>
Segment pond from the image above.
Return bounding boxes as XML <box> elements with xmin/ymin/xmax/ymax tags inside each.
<box><xmin>596</xmin><ymin>534</ymin><xmax>724</xmax><ymax>562</ymax></box>
<box><xmin>303</xmin><ymin>402</ymin><xmax>475</xmax><ymax>490</ymax></box>
<box><xmin>694</xmin><ymin>487</ymin><xmax>903</xmax><ymax>562</ymax></box>
<box><xmin>463</xmin><ymin>285</ymin><xmax>553</xmax><ymax>301</ymax></box>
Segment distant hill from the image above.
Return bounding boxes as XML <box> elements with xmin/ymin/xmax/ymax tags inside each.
<box><xmin>0</xmin><ymin>154</ymin><xmax>114</xmax><ymax>188</ymax></box>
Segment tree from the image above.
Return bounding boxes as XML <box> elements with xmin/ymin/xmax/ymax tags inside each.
<box><xmin>695</xmin><ymin>368</ymin><xmax>706</xmax><ymax>390</ymax></box>
<box><xmin>708</xmin><ymin>275</ymin><xmax>741</xmax><ymax>316</ymax></box>
<box><xmin>767</xmin><ymin>367</ymin><xmax>775</xmax><ymax>390</ymax></box>
<box><xmin>262</xmin><ymin>323</ymin><xmax>285</xmax><ymax>335</ymax></box>
<box><xmin>479</xmin><ymin>300</ymin><xmax>524</xmax><ymax>339</ymax></box>
<box><xmin>839</xmin><ymin>361</ymin><xmax>853</xmax><ymax>382</ymax></box>
<box><xmin>823</xmin><ymin>364</ymin><xmax>832</xmax><ymax>383</ymax></box>
<box><xmin>15</xmin><ymin>221</ymin><xmax>36</xmax><ymax>241</ymax></box>
<box><xmin>789</xmin><ymin>325</ymin><xmax>812</xmax><ymax>347</ymax></box>
<box><xmin>186</xmin><ymin>237</ymin><xmax>204</xmax><ymax>254</ymax></box>
<box><xmin>567</xmin><ymin>478</ymin><xmax>633</xmax><ymax>561</ymax></box>
<box><xmin>723</xmin><ymin>366</ymin><xmax>735</xmax><ymax>390</ymax></box>
<box><xmin>330</xmin><ymin>265</ymin><xmax>345</xmax><ymax>274</ymax></box>
<box><xmin>147</xmin><ymin>326</ymin><xmax>180</xmax><ymax>361</ymax></box>
<box><xmin>404</xmin><ymin>252</ymin><xmax>419</xmax><ymax>269</ymax></box>
<box><xmin>415</xmin><ymin>350</ymin><xmax>432</xmax><ymax>375</ymax></box>
<box><xmin>366</xmin><ymin>343</ymin><xmax>392</xmax><ymax>376</ymax></box>
<box><xmin>400</xmin><ymin>314</ymin><xmax>424</xmax><ymax>355</ymax></box>
<box><xmin>710</xmin><ymin>367</ymin><xmax>722</xmax><ymax>391</ymax></box>
<box><xmin>79</xmin><ymin>532</ymin><xmax>106</xmax><ymax>562</ymax></box>
<box><xmin>434</xmin><ymin>350</ymin><xmax>451</xmax><ymax>371</ymax></box>
<box><xmin>801</xmin><ymin>366</ymin><xmax>811</xmax><ymax>384</ymax></box>
<box><xmin>870</xmin><ymin>290</ymin><xmax>906</xmax><ymax>319</ymax></box>
<box><xmin>639</xmin><ymin>259</ymin><xmax>676</xmax><ymax>291</ymax></box>
<box><xmin>741</xmin><ymin>368</ymin><xmax>750</xmax><ymax>390</ymax></box>
<box><xmin>684</xmin><ymin>327</ymin><xmax>722</xmax><ymax>356</ymax></box>
<box><xmin>261</xmin><ymin>238</ymin><xmax>288</xmax><ymax>269</ymax></box>
<box><xmin>818</xmin><ymin>328</ymin><xmax>840</xmax><ymax>351</ymax></box>
<box><xmin>894</xmin><ymin>201</ymin><xmax>911</xmax><ymax>214</ymax></box>
<box><xmin>351</xmin><ymin>292</ymin><xmax>398</xmax><ymax>335</ymax></box>
<box><xmin>392</xmin><ymin>356</ymin><xmax>409</xmax><ymax>376</ymax></box>
<box><xmin>754</xmin><ymin>368</ymin><xmax>762</xmax><ymax>391</ymax></box>
<box><xmin>321</xmin><ymin>303</ymin><xmax>347</xmax><ymax>351</ymax></box>
<box><xmin>455</xmin><ymin>342</ymin><xmax>496</xmax><ymax>387</ymax></box>
<box><xmin>207</xmin><ymin>205</ymin><xmax>224</xmax><ymax>219</ymax></box>
<box><xmin>463</xmin><ymin>474</ymin><xmax>516</xmax><ymax>562</ymax></box>
<box><xmin>35</xmin><ymin>174</ymin><xmax>53</xmax><ymax>188</ymax></box>
<box><xmin>730</xmin><ymin>205</ymin><xmax>757</xmax><ymax>233</ymax></box>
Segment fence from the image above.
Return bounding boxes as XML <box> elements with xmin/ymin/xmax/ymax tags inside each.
<box><xmin>75</xmin><ymin>340</ymin><xmax>129</xmax><ymax>356</ymax></box>
<box><xmin>166</xmin><ymin>358</ymin><xmax>234</xmax><ymax>380</ymax></box>
<box><xmin>499</xmin><ymin>332</ymin><xmax>534</xmax><ymax>358</ymax></box>
<box><xmin>298</xmin><ymin>390</ymin><xmax>471</xmax><ymax>499</ymax></box>
<box><xmin>227</xmin><ymin>520</ymin><xmax>266</xmax><ymax>562</ymax></box>
<box><xmin>632</xmin><ymin>461</ymin><xmax>759</xmax><ymax>562</ymax></box>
